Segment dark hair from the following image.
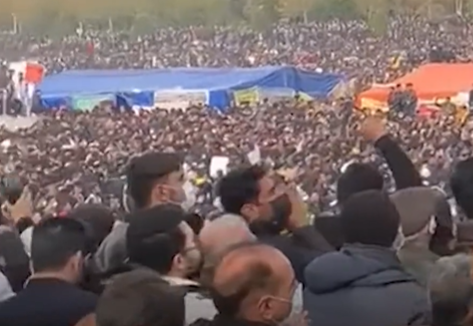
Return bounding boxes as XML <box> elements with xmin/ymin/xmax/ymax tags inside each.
<box><xmin>340</xmin><ymin>190</ymin><xmax>399</xmax><ymax>247</ymax></box>
<box><xmin>96</xmin><ymin>270</ymin><xmax>185</xmax><ymax>326</ymax></box>
<box><xmin>129</xmin><ymin>228</ymin><xmax>186</xmax><ymax>274</ymax></box>
<box><xmin>451</xmin><ymin>158</ymin><xmax>473</xmax><ymax>219</ymax></box>
<box><xmin>127</xmin><ymin>175</ymin><xmax>157</xmax><ymax>209</ymax></box>
<box><xmin>126</xmin><ymin>152</ymin><xmax>182</xmax><ymax>209</ymax></box>
<box><xmin>126</xmin><ymin>205</ymin><xmax>187</xmax><ymax>274</ymax></box>
<box><xmin>336</xmin><ymin>163</ymin><xmax>384</xmax><ymax>204</ymax></box>
<box><xmin>31</xmin><ymin>218</ymin><xmax>88</xmax><ymax>273</ymax></box>
<box><xmin>68</xmin><ymin>204</ymin><xmax>116</xmax><ymax>250</ymax></box>
<box><xmin>217</xmin><ymin>165</ymin><xmax>266</xmax><ymax>215</ymax></box>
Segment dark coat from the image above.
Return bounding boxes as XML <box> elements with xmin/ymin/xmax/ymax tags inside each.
<box><xmin>303</xmin><ymin>244</ymin><xmax>431</xmax><ymax>326</ymax></box>
<box><xmin>258</xmin><ymin>225</ymin><xmax>332</xmax><ymax>285</ymax></box>
<box><xmin>0</xmin><ymin>277</ymin><xmax>97</xmax><ymax>326</ymax></box>
<box><xmin>314</xmin><ymin>135</ymin><xmax>423</xmax><ymax>249</ymax></box>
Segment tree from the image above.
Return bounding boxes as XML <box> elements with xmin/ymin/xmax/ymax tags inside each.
<box><xmin>243</xmin><ymin>0</ymin><xmax>280</xmax><ymax>30</ymax></box>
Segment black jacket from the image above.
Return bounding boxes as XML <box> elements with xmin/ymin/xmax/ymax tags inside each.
<box><xmin>0</xmin><ymin>226</ymin><xmax>30</xmax><ymax>292</ymax></box>
<box><xmin>0</xmin><ymin>277</ymin><xmax>97</xmax><ymax>326</ymax></box>
<box><xmin>257</xmin><ymin>225</ymin><xmax>332</xmax><ymax>285</ymax></box>
<box><xmin>314</xmin><ymin>135</ymin><xmax>423</xmax><ymax>249</ymax></box>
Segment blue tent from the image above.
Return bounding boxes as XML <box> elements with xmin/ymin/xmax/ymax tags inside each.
<box><xmin>38</xmin><ymin>66</ymin><xmax>345</xmax><ymax>112</ymax></box>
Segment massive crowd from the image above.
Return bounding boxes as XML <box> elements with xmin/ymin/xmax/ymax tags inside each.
<box><xmin>0</xmin><ymin>14</ymin><xmax>473</xmax><ymax>326</ymax></box>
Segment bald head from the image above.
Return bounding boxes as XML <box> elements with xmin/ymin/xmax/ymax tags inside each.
<box><xmin>211</xmin><ymin>243</ymin><xmax>294</xmax><ymax>317</ymax></box>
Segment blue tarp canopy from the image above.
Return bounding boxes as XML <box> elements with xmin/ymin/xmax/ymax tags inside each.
<box><xmin>38</xmin><ymin>66</ymin><xmax>345</xmax><ymax>112</ymax></box>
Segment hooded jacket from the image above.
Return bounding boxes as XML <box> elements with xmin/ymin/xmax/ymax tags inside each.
<box><xmin>303</xmin><ymin>244</ymin><xmax>431</xmax><ymax>326</ymax></box>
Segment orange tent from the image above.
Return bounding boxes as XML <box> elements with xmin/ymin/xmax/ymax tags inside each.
<box><xmin>357</xmin><ymin>63</ymin><xmax>473</xmax><ymax>108</ymax></box>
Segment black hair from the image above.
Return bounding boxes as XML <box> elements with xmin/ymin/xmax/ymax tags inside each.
<box><xmin>126</xmin><ymin>152</ymin><xmax>182</xmax><ymax>209</ymax></box>
<box><xmin>451</xmin><ymin>158</ymin><xmax>473</xmax><ymax>219</ymax></box>
<box><xmin>126</xmin><ymin>204</ymin><xmax>187</xmax><ymax>274</ymax></box>
<box><xmin>96</xmin><ymin>270</ymin><xmax>185</xmax><ymax>326</ymax></box>
<box><xmin>129</xmin><ymin>228</ymin><xmax>186</xmax><ymax>274</ymax></box>
<box><xmin>336</xmin><ymin>163</ymin><xmax>384</xmax><ymax>204</ymax></box>
<box><xmin>31</xmin><ymin>218</ymin><xmax>88</xmax><ymax>273</ymax></box>
<box><xmin>127</xmin><ymin>175</ymin><xmax>157</xmax><ymax>209</ymax></box>
<box><xmin>217</xmin><ymin>165</ymin><xmax>266</xmax><ymax>215</ymax></box>
<box><xmin>68</xmin><ymin>204</ymin><xmax>116</xmax><ymax>250</ymax></box>
<box><xmin>340</xmin><ymin>190</ymin><xmax>399</xmax><ymax>247</ymax></box>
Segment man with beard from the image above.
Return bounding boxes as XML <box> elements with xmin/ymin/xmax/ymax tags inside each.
<box><xmin>126</xmin><ymin>204</ymin><xmax>212</xmax><ymax>324</ymax></box>
<box><xmin>217</xmin><ymin>164</ymin><xmax>332</xmax><ymax>284</ymax></box>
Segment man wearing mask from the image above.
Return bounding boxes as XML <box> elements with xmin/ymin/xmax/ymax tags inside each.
<box><xmin>200</xmin><ymin>243</ymin><xmax>307</xmax><ymax>326</ymax></box>
<box><xmin>92</xmin><ymin>152</ymin><xmax>193</xmax><ymax>276</ymax></box>
<box><xmin>0</xmin><ymin>218</ymin><xmax>97</xmax><ymax>326</ymax></box>
<box><xmin>126</xmin><ymin>204</ymin><xmax>214</xmax><ymax>324</ymax></box>
<box><xmin>217</xmin><ymin>164</ymin><xmax>332</xmax><ymax>284</ymax></box>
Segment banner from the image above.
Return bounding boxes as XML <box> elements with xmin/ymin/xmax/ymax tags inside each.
<box><xmin>259</xmin><ymin>88</ymin><xmax>294</xmax><ymax>103</ymax></box>
<box><xmin>233</xmin><ymin>88</ymin><xmax>258</xmax><ymax>105</ymax></box>
<box><xmin>154</xmin><ymin>91</ymin><xmax>207</xmax><ymax>110</ymax></box>
<box><xmin>71</xmin><ymin>94</ymin><xmax>114</xmax><ymax>111</ymax></box>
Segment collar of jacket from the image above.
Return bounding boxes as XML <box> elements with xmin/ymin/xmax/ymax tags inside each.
<box><xmin>211</xmin><ymin>314</ymin><xmax>271</xmax><ymax>326</ymax></box>
<box><xmin>162</xmin><ymin>275</ymin><xmax>200</xmax><ymax>287</ymax></box>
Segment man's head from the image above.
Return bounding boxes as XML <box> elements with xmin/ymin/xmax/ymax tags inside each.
<box><xmin>126</xmin><ymin>152</ymin><xmax>186</xmax><ymax>209</ymax></box>
<box><xmin>340</xmin><ymin>190</ymin><xmax>400</xmax><ymax>247</ymax></box>
<box><xmin>68</xmin><ymin>203</ymin><xmax>116</xmax><ymax>251</ymax></box>
<box><xmin>217</xmin><ymin>165</ymin><xmax>292</xmax><ymax>234</ymax></box>
<box><xmin>390</xmin><ymin>187</ymin><xmax>454</xmax><ymax>255</ymax></box>
<box><xmin>96</xmin><ymin>270</ymin><xmax>185</xmax><ymax>326</ymax></box>
<box><xmin>336</xmin><ymin>163</ymin><xmax>384</xmax><ymax>204</ymax></box>
<box><xmin>451</xmin><ymin>158</ymin><xmax>473</xmax><ymax>219</ymax></box>
<box><xmin>429</xmin><ymin>254</ymin><xmax>473</xmax><ymax>326</ymax></box>
<box><xmin>31</xmin><ymin>218</ymin><xmax>89</xmax><ymax>283</ymax></box>
<box><xmin>126</xmin><ymin>204</ymin><xmax>202</xmax><ymax>278</ymax></box>
<box><xmin>211</xmin><ymin>243</ymin><xmax>296</xmax><ymax>324</ymax></box>
<box><xmin>199</xmin><ymin>214</ymin><xmax>256</xmax><ymax>285</ymax></box>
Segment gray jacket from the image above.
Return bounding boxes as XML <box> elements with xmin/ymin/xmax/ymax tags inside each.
<box><xmin>303</xmin><ymin>244</ymin><xmax>431</xmax><ymax>326</ymax></box>
<box><xmin>397</xmin><ymin>242</ymin><xmax>440</xmax><ymax>288</ymax></box>
<box><xmin>92</xmin><ymin>222</ymin><xmax>128</xmax><ymax>274</ymax></box>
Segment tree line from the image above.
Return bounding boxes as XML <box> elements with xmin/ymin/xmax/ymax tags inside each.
<box><xmin>0</xmin><ymin>0</ymin><xmax>472</xmax><ymax>35</ymax></box>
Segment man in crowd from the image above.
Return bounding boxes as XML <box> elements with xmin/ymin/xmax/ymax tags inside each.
<box><xmin>303</xmin><ymin>190</ymin><xmax>430</xmax><ymax>326</ymax></box>
<box><xmin>428</xmin><ymin>254</ymin><xmax>473</xmax><ymax>326</ymax></box>
<box><xmin>93</xmin><ymin>152</ymin><xmax>187</xmax><ymax>275</ymax></box>
<box><xmin>198</xmin><ymin>215</ymin><xmax>256</xmax><ymax>286</ymax></box>
<box><xmin>126</xmin><ymin>204</ymin><xmax>214</xmax><ymax>324</ymax></box>
<box><xmin>96</xmin><ymin>270</ymin><xmax>185</xmax><ymax>326</ymax></box>
<box><xmin>392</xmin><ymin>187</ymin><xmax>454</xmax><ymax>287</ymax></box>
<box><xmin>315</xmin><ymin>115</ymin><xmax>423</xmax><ymax>248</ymax></box>
<box><xmin>450</xmin><ymin>158</ymin><xmax>473</xmax><ymax>248</ymax></box>
<box><xmin>203</xmin><ymin>243</ymin><xmax>304</xmax><ymax>326</ymax></box>
<box><xmin>0</xmin><ymin>218</ymin><xmax>97</xmax><ymax>326</ymax></box>
<box><xmin>217</xmin><ymin>164</ymin><xmax>332</xmax><ymax>284</ymax></box>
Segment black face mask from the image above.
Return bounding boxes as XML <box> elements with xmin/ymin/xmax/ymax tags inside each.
<box><xmin>250</xmin><ymin>194</ymin><xmax>292</xmax><ymax>235</ymax></box>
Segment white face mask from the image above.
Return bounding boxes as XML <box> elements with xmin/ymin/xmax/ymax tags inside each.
<box><xmin>181</xmin><ymin>180</ymin><xmax>196</xmax><ymax>211</ymax></box>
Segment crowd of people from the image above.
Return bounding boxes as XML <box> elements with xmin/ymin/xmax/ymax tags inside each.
<box><xmin>0</xmin><ymin>13</ymin><xmax>473</xmax><ymax>326</ymax></box>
